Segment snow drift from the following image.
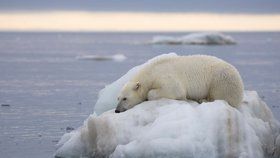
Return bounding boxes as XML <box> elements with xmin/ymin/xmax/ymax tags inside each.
<box><xmin>151</xmin><ymin>32</ymin><xmax>236</xmax><ymax>45</ymax></box>
<box><xmin>55</xmin><ymin>54</ymin><xmax>280</xmax><ymax>158</ymax></box>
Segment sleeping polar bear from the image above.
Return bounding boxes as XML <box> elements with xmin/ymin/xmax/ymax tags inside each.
<box><xmin>115</xmin><ymin>55</ymin><xmax>244</xmax><ymax>113</ymax></box>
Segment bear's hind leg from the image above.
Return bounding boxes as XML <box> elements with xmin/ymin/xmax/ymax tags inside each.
<box><xmin>209</xmin><ymin>68</ymin><xmax>243</xmax><ymax>107</ymax></box>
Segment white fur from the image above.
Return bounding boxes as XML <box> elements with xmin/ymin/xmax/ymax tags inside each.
<box><xmin>116</xmin><ymin>55</ymin><xmax>244</xmax><ymax>112</ymax></box>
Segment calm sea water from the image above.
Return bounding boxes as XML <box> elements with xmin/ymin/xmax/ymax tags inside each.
<box><xmin>0</xmin><ymin>32</ymin><xmax>279</xmax><ymax>158</ymax></box>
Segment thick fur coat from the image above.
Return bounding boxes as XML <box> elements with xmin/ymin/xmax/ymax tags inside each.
<box><xmin>115</xmin><ymin>55</ymin><xmax>244</xmax><ymax>113</ymax></box>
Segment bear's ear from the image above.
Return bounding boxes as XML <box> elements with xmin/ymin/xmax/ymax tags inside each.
<box><xmin>134</xmin><ymin>82</ymin><xmax>141</xmax><ymax>91</ymax></box>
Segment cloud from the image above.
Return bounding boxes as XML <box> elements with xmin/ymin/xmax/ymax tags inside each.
<box><xmin>0</xmin><ymin>11</ymin><xmax>280</xmax><ymax>32</ymax></box>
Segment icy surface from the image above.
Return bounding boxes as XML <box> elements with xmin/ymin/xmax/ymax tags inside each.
<box><xmin>1</xmin><ymin>32</ymin><xmax>280</xmax><ymax>158</ymax></box>
<box><xmin>152</xmin><ymin>32</ymin><xmax>236</xmax><ymax>45</ymax></box>
<box><xmin>55</xmin><ymin>91</ymin><xmax>280</xmax><ymax>158</ymax></box>
<box><xmin>76</xmin><ymin>54</ymin><xmax>127</xmax><ymax>62</ymax></box>
<box><xmin>55</xmin><ymin>54</ymin><xmax>280</xmax><ymax>158</ymax></box>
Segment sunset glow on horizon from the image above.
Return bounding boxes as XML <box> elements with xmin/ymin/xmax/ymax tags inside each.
<box><xmin>0</xmin><ymin>11</ymin><xmax>280</xmax><ymax>32</ymax></box>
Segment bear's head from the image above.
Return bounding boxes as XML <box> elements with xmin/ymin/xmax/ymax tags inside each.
<box><xmin>115</xmin><ymin>81</ymin><xmax>143</xmax><ymax>113</ymax></box>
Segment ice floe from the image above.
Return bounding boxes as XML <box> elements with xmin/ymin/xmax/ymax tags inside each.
<box><xmin>76</xmin><ymin>54</ymin><xmax>127</xmax><ymax>62</ymax></box>
<box><xmin>151</xmin><ymin>32</ymin><xmax>236</xmax><ymax>45</ymax></box>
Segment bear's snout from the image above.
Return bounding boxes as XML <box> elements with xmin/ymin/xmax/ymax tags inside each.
<box><xmin>115</xmin><ymin>103</ymin><xmax>127</xmax><ymax>113</ymax></box>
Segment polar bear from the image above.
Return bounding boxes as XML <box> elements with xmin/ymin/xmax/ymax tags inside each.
<box><xmin>115</xmin><ymin>55</ymin><xmax>244</xmax><ymax>113</ymax></box>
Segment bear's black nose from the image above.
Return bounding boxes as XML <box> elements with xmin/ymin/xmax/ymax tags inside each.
<box><xmin>115</xmin><ymin>110</ymin><xmax>120</xmax><ymax>113</ymax></box>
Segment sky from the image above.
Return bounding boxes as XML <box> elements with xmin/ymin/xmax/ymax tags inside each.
<box><xmin>1</xmin><ymin>0</ymin><xmax>280</xmax><ymax>13</ymax></box>
<box><xmin>0</xmin><ymin>0</ymin><xmax>280</xmax><ymax>31</ymax></box>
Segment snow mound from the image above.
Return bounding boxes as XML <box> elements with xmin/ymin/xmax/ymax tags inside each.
<box><xmin>151</xmin><ymin>32</ymin><xmax>236</xmax><ymax>45</ymax></box>
<box><xmin>55</xmin><ymin>92</ymin><xmax>280</xmax><ymax>158</ymax></box>
<box><xmin>76</xmin><ymin>54</ymin><xmax>127</xmax><ymax>62</ymax></box>
<box><xmin>55</xmin><ymin>54</ymin><xmax>279</xmax><ymax>158</ymax></box>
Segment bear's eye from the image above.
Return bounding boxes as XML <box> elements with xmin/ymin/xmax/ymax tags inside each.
<box><xmin>123</xmin><ymin>98</ymin><xmax>127</xmax><ymax>101</ymax></box>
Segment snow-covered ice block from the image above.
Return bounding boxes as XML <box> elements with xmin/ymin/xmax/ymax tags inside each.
<box><xmin>151</xmin><ymin>32</ymin><xmax>236</xmax><ymax>45</ymax></box>
<box><xmin>55</xmin><ymin>91</ymin><xmax>280</xmax><ymax>158</ymax></box>
<box><xmin>55</xmin><ymin>54</ymin><xmax>279</xmax><ymax>158</ymax></box>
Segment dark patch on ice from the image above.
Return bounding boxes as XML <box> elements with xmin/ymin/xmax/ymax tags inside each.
<box><xmin>243</xmin><ymin>101</ymin><xmax>249</xmax><ymax>104</ymax></box>
<box><xmin>52</xmin><ymin>140</ymin><xmax>59</xmax><ymax>143</ymax></box>
<box><xmin>66</xmin><ymin>126</ymin><xmax>75</xmax><ymax>132</ymax></box>
<box><xmin>1</xmin><ymin>104</ymin><xmax>10</xmax><ymax>107</ymax></box>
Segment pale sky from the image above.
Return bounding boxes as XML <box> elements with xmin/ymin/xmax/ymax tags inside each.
<box><xmin>0</xmin><ymin>0</ymin><xmax>280</xmax><ymax>31</ymax></box>
<box><xmin>1</xmin><ymin>12</ymin><xmax>280</xmax><ymax>32</ymax></box>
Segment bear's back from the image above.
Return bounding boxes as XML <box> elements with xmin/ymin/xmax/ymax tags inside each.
<box><xmin>134</xmin><ymin>55</ymin><xmax>232</xmax><ymax>84</ymax></box>
<box><xmin>145</xmin><ymin>55</ymin><xmax>226</xmax><ymax>74</ymax></box>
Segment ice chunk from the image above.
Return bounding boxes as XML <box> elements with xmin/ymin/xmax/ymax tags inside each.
<box><xmin>152</xmin><ymin>32</ymin><xmax>236</xmax><ymax>45</ymax></box>
<box><xmin>76</xmin><ymin>54</ymin><xmax>127</xmax><ymax>62</ymax></box>
<box><xmin>55</xmin><ymin>92</ymin><xmax>280</xmax><ymax>158</ymax></box>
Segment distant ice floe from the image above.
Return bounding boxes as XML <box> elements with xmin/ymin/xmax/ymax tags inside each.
<box><xmin>151</xmin><ymin>32</ymin><xmax>236</xmax><ymax>45</ymax></box>
<box><xmin>55</xmin><ymin>54</ymin><xmax>280</xmax><ymax>158</ymax></box>
<box><xmin>76</xmin><ymin>54</ymin><xmax>127</xmax><ymax>62</ymax></box>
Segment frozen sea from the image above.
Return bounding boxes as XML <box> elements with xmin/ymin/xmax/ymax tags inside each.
<box><xmin>0</xmin><ymin>32</ymin><xmax>280</xmax><ymax>158</ymax></box>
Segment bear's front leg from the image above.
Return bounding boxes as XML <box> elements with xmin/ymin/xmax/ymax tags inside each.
<box><xmin>147</xmin><ymin>87</ymin><xmax>185</xmax><ymax>101</ymax></box>
<box><xmin>147</xmin><ymin>89</ymin><xmax>162</xmax><ymax>100</ymax></box>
